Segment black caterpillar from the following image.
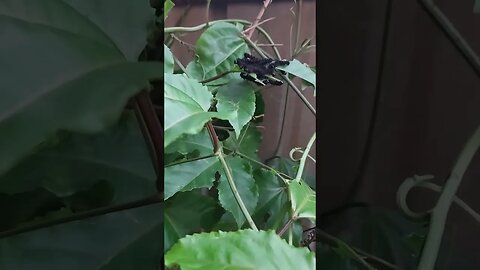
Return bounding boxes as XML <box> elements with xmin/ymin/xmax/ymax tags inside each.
<box><xmin>235</xmin><ymin>53</ymin><xmax>289</xmax><ymax>86</ymax></box>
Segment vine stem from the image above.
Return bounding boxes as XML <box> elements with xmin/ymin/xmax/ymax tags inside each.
<box><xmin>294</xmin><ymin>132</ymin><xmax>316</xmax><ymax>182</ymax></box>
<box><xmin>0</xmin><ymin>193</ymin><xmax>163</xmax><ymax>239</ymax></box>
<box><xmin>165</xmin><ymin>19</ymin><xmax>282</xmax><ymax>59</ymax></box>
<box><xmin>216</xmin><ymin>149</ymin><xmax>258</xmax><ymax>231</ymax></box>
<box><xmin>418</xmin><ymin>125</ymin><xmax>480</xmax><ymax>270</ymax></box>
<box><xmin>233</xmin><ymin>150</ymin><xmax>291</xmax><ymax>183</ymax></box>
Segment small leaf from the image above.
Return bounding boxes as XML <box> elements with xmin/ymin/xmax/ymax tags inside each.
<box><xmin>164</xmin><ymin>44</ymin><xmax>174</xmax><ymax>73</ymax></box>
<box><xmin>165</xmin><ymin>229</ymin><xmax>315</xmax><ymax>270</ymax></box>
<box><xmin>164</xmin><ymin>157</ymin><xmax>219</xmax><ymax>200</ymax></box>
<box><xmin>164</xmin><ymin>0</ymin><xmax>175</xmax><ymax>19</ymax></box>
<box><xmin>216</xmin><ymin>81</ymin><xmax>256</xmax><ymax>138</ymax></box>
<box><xmin>288</xmin><ymin>180</ymin><xmax>316</xmax><ymax>221</ymax></box>
<box><xmin>196</xmin><ymin>22</ymin><xmax>249</xmax><ymax>78</ymax></box>
<box><xmin>217</xmin><ymin>157</ymin><xmax>258</xmax><ymax>228</ymax></box>
<box><xmin>164</xmin><ymin>191</ymin><xmax>224</xmax><ymax>252</ymax></box>
<box><xmin>276</xmin><ymin>59</ymin><xmax>316</xmax><ymax>91</ymax></box>
<box><xmin>164</xmin><ymin>73</ymin><xmax>231</xmax><ymax>146</ymax></box>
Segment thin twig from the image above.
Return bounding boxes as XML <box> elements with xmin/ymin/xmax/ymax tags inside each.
<box><xmin>277</xmin><ymin>217</ymin><xmax>294</xmax><ymax>237</ymax></box>
<box><xmin>244</xmin><ymin>0</ymin><xmax>273</xmax><ymax>39</ymax></box>
<box><xmin>0</xmin><ymin>193</ymin><xmax>163</xmax><ymax>239</ymax></box>
<box><xmin>233</xmin><ymin>150</ymin><xmax>292</xmax><ymax>183</ymax></box>
<box><xmin>242</xmin><ymin>17</ymin><xmax>276</xmax><ymax>35</ymax></box>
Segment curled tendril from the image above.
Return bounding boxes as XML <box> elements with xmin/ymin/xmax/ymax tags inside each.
<box><xmin>397</xmin><ymin>174</ymin><xmax>436</xmax><ymax>220</ymax></box>
<box><xmin>397</xmin><ymin>174</ymin><xmax>480</xmax><ymax>223</ymax></box>
<box><xmin>289</xmin><ymin>147</ymin><xmax>316</xmax><ymax>163</ymax></box>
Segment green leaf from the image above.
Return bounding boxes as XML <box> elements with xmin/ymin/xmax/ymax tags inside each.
<box><xmin>0</xmin><ymin>112</ymin><xmax>156</xmax><ymax>202</ymax></box>
<box><xmin>217</xmin><ymin>157</ymin><xmax>258</xmax><ymax>228</ymax></box>
<box><xmin>164</xmin><ymin>157</ymin><xmax>219</xmax><ymax>200</ymax></box>
<box><xmin>288</xmin><ymin>180</ymin><xmax>316</xmax><ymax>221</ymax></box>
<box><xmin>165</xmin><ymin>127</ymin><xmax>213</xmax><ymax>156</ymax></box>
<box><xmin>185</xmin><ymin>60</ymin><xmax>205</xmax><ymax>81</ymax></box>
<box><xmin>1</xmin><ymin>61</ymin><xmax>139</xmax><ymax>172</ymax></box>
<box><xmin>252</xmin><ymin>169</ymin><xmax>289</xmax><ymax>229</ymax></box>
<box><xmin>0</xmin><ymin>2</ymin><xmax>161</xmax><ymax>176</ymax></box>
<box><xmin>0</xmin><ymin>188</ymin><xmax>64</xmax><ymax>231</ymax></box>
<box><xmin>164</xmin><ymin>191</ymin><xmax>223</xmax><ymax>252</ymax></box>
<box><xmin>164</xmin><ymin>44</ymin><xmax>174</xmax><ymax>73</ymax></box>
<box><xmin>223</xmin><ymin>123</ymin><xmax>262</xmax><ymax>163</ymax></box>
<box><xmin>0</xmin><ymin>205</ymin><xmax>162</xmax><ymax>270</ymax></box>
<box><xmin>196</xmin><ymin>22</ymin><xmax>249</xmax><ymax>79</ymax></box>
<box><xmin>276</xmin><ymin>59</ymin><xmax>316</xmax><ymax>91</ymax></box>
<box><xmin>164</xmin><ymin>0</ymin><xmax>175</xmax><ymax>19</ymax></box>
<box><xmin>165</xmin><ymin>229</ymin><xmax>316</xmax><ymax>270</ymax></box>
<box><xmin>62</xmin><ymin>0</ymin><xmax>155</xmax><ymax>60</ymax></box>
<box><xmin>475</xmin><ymin>0</ymin><xmax>480</xmax><ymax>14</ymax></box>
<box><xmin>164</xmin><ymin>73</ymin><xmax>230</xmax><ymax>147</ymax></box>
<box><xmin>216</xmin><ymin>81</ymin><xmax>256</xmax><ymax>138</ymax></box>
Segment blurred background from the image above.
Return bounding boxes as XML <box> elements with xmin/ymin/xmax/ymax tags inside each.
<box><xmin>319</xmin><ymin>0</ymin><xmax>480</xmax><ymax>268</ymax></box>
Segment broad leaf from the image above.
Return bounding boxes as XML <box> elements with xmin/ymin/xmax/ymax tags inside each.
<box><xmin>276</xmin><ymin>59</ymin><xmax>316</xmax><ymax>92</ymax></box>
<box><xmin>0</xmin><ymin>1</ymin><xmax>161</xmax><ymax>176</ymax></box>
<box><xmin>196</xmin><ymin>22</ymin><xmax>249</xmax><ymax>80</ymax></box>
<box><xmin>165</xmin><ymin>229</ymin><xmax>315</xmax><ymax>270</ymax></box>
<box><xmin>216</xmin><ymin>81</ymin><xmax>256</xmax><ymax>138</ymax></box>
<box><xmin>217</xmin><ymin>157</ymin><xmax>258</xmax><ymax>228</ymax></box>
<box><xmin>164</xmin><ymin>73</ymin><xmax>230</xmax><ymax>147</ymax></box>
<box><xmin>164</xmin><ymin>191</ymin><xmax>223</xmax><ymax>252</ymax></box>
<box><xmin>0</xmin><ymin>188</ymin><xmax>63</xmax><ymax>231</ymax></box>
<box><xmin>164</xmin><ymin>44</ymin><xmax>174</xmax><ymax>73</ymax></box>
<box><xmin>62</xmin><ymin>0</ymin><xmax>154</xmax><ymax>60</ymax></box>
<box><xmin>288</xmin><ymin>180</ymin><xmax>316</xmax><ymax>221</ymax></box>
<box><xmin>164</xmin><ymin>128</ymin><xmax>213</xmax><ymax>156</ymax></box>
<box><xmin>164</xmin><ymin>156</ymin><xmax>219</xmax><ymax>200</ymax></box>
<box><xmin>0</xmin><ymin>112</ymin><xmax>156</xmax><ymax>202</ymax></box>
<box><xmin>0</xmin><ymin>205</ymin><xmax>162</xmax><ymax>270</ymax></box>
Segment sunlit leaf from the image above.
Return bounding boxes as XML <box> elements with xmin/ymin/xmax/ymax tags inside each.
<box><xmin>165</xmin><ymin>229</ymin><xmax>315</xmax><ymax>270</ymax></box>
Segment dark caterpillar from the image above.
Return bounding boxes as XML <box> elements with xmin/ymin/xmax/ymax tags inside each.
<box><xmin>235</xmin><ymin>53</ymin><xmax>289</xmax><ymax>86</ymax></box>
